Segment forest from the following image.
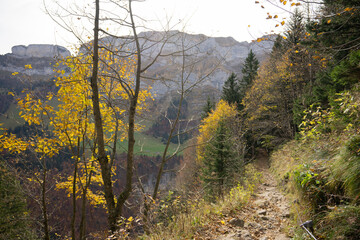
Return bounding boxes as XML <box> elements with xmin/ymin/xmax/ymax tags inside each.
<box><xmin>1</xmin><ymin>0</ymin><xmax>360</xmax><ymax>239</ymax></box>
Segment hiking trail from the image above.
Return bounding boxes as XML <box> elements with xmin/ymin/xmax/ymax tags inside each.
<box><xmin>195</xmin><ymin>152</ymin><xmax>292</xmax><ymax>240</ymax></box>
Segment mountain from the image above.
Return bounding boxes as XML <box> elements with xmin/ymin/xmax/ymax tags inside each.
<box><xmin>95</xmin><ymin>30</ymin><xmax>275</xmax><ymax>97</ymax></box>
<box><xmin>1</xmin><ymin>32</ymin><xmax>274</xmax><ymax>95</ymax></box>
<box><xmin>0</xmin><ymin>44</ymin><xmax>70</xmax><ymax>76</ymax></box>
<box><xmin>0</xmin><ymin>32</ymin><xmax>274</xmax><ymax>127</ymax></box>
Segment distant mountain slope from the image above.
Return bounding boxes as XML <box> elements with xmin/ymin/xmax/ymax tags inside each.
<box><xmin>0</xmin><ymin>32</ymin><xmax>274</xmax><ymax>128</ymax></box>
<box><xmin>95</xmin><ymin>30</ymin><xmax>274</xmax><ymax>97</ymax></box>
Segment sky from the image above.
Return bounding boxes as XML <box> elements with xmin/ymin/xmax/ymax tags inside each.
<box><xmin>0</xmin><ymin>0</ymin><xmax>293</xmax><ymax>55</ymax></box>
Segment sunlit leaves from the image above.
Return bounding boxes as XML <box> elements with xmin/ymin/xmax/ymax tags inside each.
<box><xmin>0</xmin><ymin>131</ymin><xmax>28</xmax><ymax>154</ymax></box>
<box><xmin>197</xmin><ymin>100</ymin><xmax>237</xmax><ymax>162</ymax></box>
<box><xmin>56</xmin><ymin>159</ymin><xmax>108</xmax><ymax>207</ymax></box>
<box><xmin>3</xmin><ymin>47</ymin><xmax>153</xmax><ymax>207</ymax></box>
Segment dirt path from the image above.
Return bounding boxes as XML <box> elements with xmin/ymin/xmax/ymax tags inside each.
<box><xmin>197</xmin><ymin>154</ymin><xmax>292</xmax><ymax>240</ymax></box>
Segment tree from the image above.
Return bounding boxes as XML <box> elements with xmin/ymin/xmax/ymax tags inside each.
<box><xmin>201</xmin><ymin>120</ymin><xmax>239</xmax><ymax>200</ymax></box>
<box><xmin>241</xmin><ymin>50</ymin><xmax>259</xmax><ymax>87</ymax></box>
<box><xmin>201</xmin><ymin>96</ymin><xmax>215</xmax><ymax>119</ymax></box>
<box><xmin>221</xmin><ymin>73</ymin><xmax>241</xmax><ymax>106</ymax></box>
<box><xmin>307</xmin><ymin>0</ymin><xmax>360</xmax><ymax>61</ymax></box>
<box><xmin>45</xmin><ymin>0</ymin><xmax>168</xmax><ymax>232</ymax></box>
<box><xmin>0</xmin><ymin>162</ymin><xmax>36</xmax><ymax>240</ymax></box>
<box><xmin>139</xmin><ymin>32</ymin><xmax>221</xmax><ymax>232</ymax></box>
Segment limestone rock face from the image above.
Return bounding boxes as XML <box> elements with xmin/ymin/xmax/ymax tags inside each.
<box><xmin>94</xmin><ymin>31</ymin><xmax>274</xmax><ymax>98</ymax></box>
<box><xmin>0</xmin><ymin>44</ymin><xmax>70</xmax><ymax>76</ymax></box>
<box><xmin>11</xmin><ymin>44</ymin><xmax>70</xmax><ymax>58</ymax></box>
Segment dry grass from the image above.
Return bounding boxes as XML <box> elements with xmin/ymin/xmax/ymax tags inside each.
<box><xmin>139</xmin><ymin>165</ymin><xmax>262</xmax><ymax>240</ymax></box>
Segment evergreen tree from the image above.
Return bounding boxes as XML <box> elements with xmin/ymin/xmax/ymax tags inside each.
<box><xmin>221</xmin><ymin>73</ymin><xmax>241</xmax><ymax>106</ymax></box>
<box><xmin>201</xmin><ymin>96</ymin><xmax>215</xmax><ymax>120</ymax></box>
<box><xmin>284</xmin><ymin>8</ymin><xmax>305</xmax><ymax>47</ymax></box>
<box><xmin>308</xmin><ymin>0</ymin><xmax>360</xmax><ymax>61</ymax></box>
<box><xmin>241</xmin><ymin>50</ymin><xmax>259</xmax><ymax>87</ymax></box>
<box><xmin>0</xmin><ymin>163</ymin><xmax>36</xmax><ymax>239</ymax></box>
<box><xmin>201</xmin><ymin>121</ymin><xmax>239</xmax><ymax>201</ymax></box>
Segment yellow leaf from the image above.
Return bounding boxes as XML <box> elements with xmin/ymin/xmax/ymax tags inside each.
<box><xmin>248</xmin><ymin>25</ymin><xmax>251</xmax><ymax>27</ymax></box>
<box><xmin>281</xmin><ymin>21</ymin><xmax>285</xmax><ymax>26</ymax></box>
<box><xmin>275</xmin><ymin>24</ymin><xmax>279</xmax><ymax>27</ymax></box>
<box><xmin>25</xmin><ymin>64</ymin><xmax>32</xmax><ymax>69</ymax></box>
<box><xmin>327</xmin><ymin>19</ymin><xmax>331</xmax><ymax>24</ymax></box>
<box><xmin>282</xmin><ymin>36</ymin><xmax>287</xmax><ymax>39</ymax></box>
<box><xmin>221</xmin><ymin>220</ymin><xmax>225</xmax><ymax>225</ymax></box>
<box><xmin>12</xmin><ymin>72</ymin><xmax>19</xmax><ymax>76</ymax></box>
<box><xmin>274</xmin><ymin>15</ymin><xmax>278</xmax><ymax>19</ymax></box>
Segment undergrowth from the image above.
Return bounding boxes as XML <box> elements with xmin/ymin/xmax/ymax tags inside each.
<box><xmin>271</xmin><ymin>133</ymin><xmax>360</xmax><ymax>239</ymax></box>
<box><xmin>138</xmin><ymin>164</ymin><xmax>262</xmax><ymax>240</ymax></box>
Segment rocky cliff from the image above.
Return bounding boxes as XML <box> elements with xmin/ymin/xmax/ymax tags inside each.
<box><xmin>95</xmin><ymin>31</ymin><xmax>274</xmax><ymax>97</ymax></box>
<box><xmin>1</xmin><ymin>32</ymin><xmax>273</xmax><ymax>94</ymax></box>
<box><xmin>11</xmin><ymin>44</ymin><xmax>70</xmax><ymax>58</ymax></box>
<box><xmin>0</xmin><ymin>44</ymin><xmax>70</xmax><ymax>76</ymax></box>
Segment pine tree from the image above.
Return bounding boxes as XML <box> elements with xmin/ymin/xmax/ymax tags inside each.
<box><xmin>221</xmin><ymin>72</ymin><xmax>240</xmax><ymax>106</ymax></box>
<box><xmin>284</xmin><ymin>8</ymin><xmax>305</xmax><ymax>47</ymax></box>
<box><xmin>0</xmin><ymin>163</ymin><xmax>36</xmax><ymax>239</ymax></box>
<box><xmin>201</xmin><ymin>121</ymin><xmax>239</xmax><ymax>201</ymax></box>
<box><xmin>241</xmin><ymin>50</ymin><xmax>259</xmax><ymax>87</ymax></box>
<box><xmin>201</xmin><ymin>96</ymin><xmax>215</xmax><ymax>119</ymax></box>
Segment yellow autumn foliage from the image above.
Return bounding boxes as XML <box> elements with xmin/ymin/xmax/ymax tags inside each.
<box><xmin>196</xmin><ymin>100</ymin><xmax>237</xmax><ymax>162</ymax></box>
<box><xmin>2</xmin><ymin>47</ymin><xmax>154</xmax><ymax>206</ymax></box>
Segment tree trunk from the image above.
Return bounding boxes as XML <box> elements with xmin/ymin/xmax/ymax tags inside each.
<box><xmin>114</xmin><ymin>0</ymin><xmax>141</xmax><ymax>221</ymax></box>
<box><xmin>42</xmin><ymin>159</ymin><xmax>50</xmax><ymax>240</ymax></box>
<box><xmin>90</xmin><ymin>0</ymin><xmax>116</xmax><ymax>231</ymax></box>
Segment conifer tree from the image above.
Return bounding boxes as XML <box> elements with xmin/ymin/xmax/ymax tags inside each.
<box><xmin>0</xmin><ymin>163</ymin><xmax>36</xmax><ymax>239</ymax></box>
<box><xmin>201</xmin><ymin>121</ymin><xmax>238</xmax><ymax>200</ymax></box>
<box><xmin>221</xmin><ymin>72</ymin><xmax>240</xmax><ymax>106</ymax></box>
<box><xmin>201</xmin><ymin>96</ymin><xmax>215</xmax><ymax>119</ymax></box>
<box><xmin>241</xmin><ymin>50</ymin><xmax>259</xmax><ymax>87</ymax></box>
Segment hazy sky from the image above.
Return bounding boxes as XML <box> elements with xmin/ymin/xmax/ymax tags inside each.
<box><xmin>0</xmin><ymin>0</ymin><xmax>293</xmax><ymax>55</ymax></box>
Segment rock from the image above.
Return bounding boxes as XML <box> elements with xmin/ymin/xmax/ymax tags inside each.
<box><xmin>257</xmin><ymin>210</ymin><xmax>267</xmax><ymax>216</ymax></box>
<box><xmin>261</xmin><ymin>216</ymin><xmax>269</xmax><ymax>220</ymax></box>
<box><xmin>282</xmin><ymin>213</ymin><xmax>291</xmax><ymax>218</ymax></box>
<box><xmin>241</xmin><ymin>230</ymin><xmax>253</xmax><ymax>240</ymax></box>
<box><xmin>274</xmin><ymin>233</ymin><xmax>290</xmax><ymax>240</ymax></box>
<box><xmin>216</xmin><ymin>230</ymin><xmax>252</xmax><ymax>240</ymax></box>
<box><xmin>266</xmin><ymin>223</ymin><xmax>273</xmax><ymax>229</ymax></box>
<box><xmin>246</xmin><ymin>222</ymin><xmax>261</xmax><ymax>229</ymax></box>
<box><xmin>12</xmin><ymin>44</ymin><xmax>70</xmax><ymax>58</ymax></box>
<box><xmin>229</xmin><ymin>218</ymin><xmax>245</xmax><ymax>227</ymax></box>
<box><xmin>254</xmin><ymin>199</ymin><xmax>268</xmax><ymax>208</ymax></box>
<box><xmin>260</xmin><ymin>237</ymin><xmax>270</xmax><ymax>240</ymax></box>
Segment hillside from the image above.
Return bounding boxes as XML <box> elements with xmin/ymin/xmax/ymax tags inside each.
<box><xmin>2</xmin><ymin>0</ymin><xmax>360</xmax><ymax>238</ymax></box>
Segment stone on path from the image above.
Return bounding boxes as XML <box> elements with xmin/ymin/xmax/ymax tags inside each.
<box><xmin>229</xmin><ymin>218</ymin><xmax>245</xmax><ymax>227</ymax></box>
